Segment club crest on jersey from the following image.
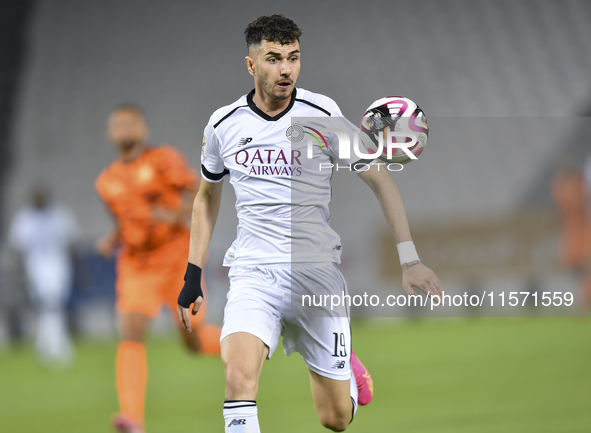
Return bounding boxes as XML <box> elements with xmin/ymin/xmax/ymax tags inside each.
<box><xmin>137</xmin><ymin>165</ymin><xmax>154</xmax><ymax>183</ymax></box>
<box><xmin>286</xmin><ymin>125</ymin><xmax>327</xmax><ymax>150</ymax></box>
<box><xmin>286</xmin><ymin>125</ymin><xmax>304</xmax><ymax>142</ymax></box>
<box><xmin>201</xmin><ymin>135</ymin><xmax>206</xmax><ymax>156</ymax></box>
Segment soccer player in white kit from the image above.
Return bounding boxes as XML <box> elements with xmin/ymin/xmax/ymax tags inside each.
<box><xmin>177</xmin><ymin>14</ymin><xmax>443</xmax><ymax>432</ymax></box>
<box><xmin>9</xmin><ymin>186</ymin><xmax>78</xmax><ymax>367</ymax></box>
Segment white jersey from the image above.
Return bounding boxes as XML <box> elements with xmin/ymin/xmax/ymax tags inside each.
<box><xmin>8</xmin><ymin>204</ymin><xmax>79</xmax><ymax>301</ymax></box>
<box><xmin>201</xmin><ymin>88</ymin><xmax>367</xmax><ymax>266</ymax></box>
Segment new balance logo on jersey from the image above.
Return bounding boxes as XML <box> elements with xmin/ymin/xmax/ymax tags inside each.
<box><xmin>238</xmin><ymin>137</ymin><xmax>252</xmax><ymax>147</ymax></box>
<box><xmin>228</xmin><ymin>418</ymin><xmax>246</xmax><ymax>427</ymax></box>
<box><xmin>332</xmin><ymin>360</ymin><xmax>346</xmax><ymax>369</ymax></box>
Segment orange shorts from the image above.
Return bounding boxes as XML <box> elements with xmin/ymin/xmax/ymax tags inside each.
<box><xmin>115</xmin><ymin>233</ymin><xmax>206</xmax><ymax>328</ymax></box>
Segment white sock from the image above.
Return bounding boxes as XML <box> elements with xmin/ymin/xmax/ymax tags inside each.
<box><xmin>223</xmin><ymin>400</ymin><xmax>261</xmax><ymax>433</ymax></box>
<box><xmin>350</xmin><ymin>364</ymin><xmax>359</xmax><ymax>417</ymax></box>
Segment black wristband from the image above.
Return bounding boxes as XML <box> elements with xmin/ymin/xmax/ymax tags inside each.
<box><xmin>177</xmin><ymin>263</ymin><xmax>203</xmax><ymax>308</ymax></box>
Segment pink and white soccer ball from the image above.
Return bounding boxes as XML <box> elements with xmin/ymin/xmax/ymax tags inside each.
<box><xmin>360</xmin><ymin>96</ymin><xmax>429</xmax><ymax>165</ymax></box>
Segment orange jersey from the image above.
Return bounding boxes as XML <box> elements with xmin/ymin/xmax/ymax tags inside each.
<box><xmin>96</xmin><ymin>145</ymin><xmax>198</xmax><ymax>259</ymax></box>
<box><xmin>551</xmin><ymin>172</ymin><xmax>591</xmax><ymax>268</ymax></box>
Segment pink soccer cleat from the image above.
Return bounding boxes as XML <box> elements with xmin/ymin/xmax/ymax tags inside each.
<box><xmin>112</xmin><ymin>413</ymin><xmax>145</xmax><ymax>433</ymax></box>
<box><xmin>351</xmin><ymin>350</ymin><xmax>374</xmax><ymax>406</ymax></box>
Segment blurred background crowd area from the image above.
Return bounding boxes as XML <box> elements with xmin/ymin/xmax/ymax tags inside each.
<box><xmin>1</xmin><ymin>0</ymin><xmax>591</xmax><ymax>348</ymax></box>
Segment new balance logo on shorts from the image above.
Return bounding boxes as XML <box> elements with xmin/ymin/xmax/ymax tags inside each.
<box><xmin>332</xmin><ymin>360</ymin><xmax>346</xmax><ymax>369</ymax></box>
<box><xmin>228</xmin><ymin>418</ymin><xmax>246</xmax><ymax>427</ymax></box>
<box><xmin>238</xmin><ymin>137</ymin><xmax>252</xmax><ymax>147</ymax></box>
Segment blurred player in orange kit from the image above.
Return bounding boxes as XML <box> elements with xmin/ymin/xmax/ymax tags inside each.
<box><xmin>95</xmin><ymin>104</ymin><xmax>221</xmax><ymax>433</ymax></box>
<box><xmin>551</xmin><ymin>160</ymin><xmax>591</xmax><ymax>309</ymax></box>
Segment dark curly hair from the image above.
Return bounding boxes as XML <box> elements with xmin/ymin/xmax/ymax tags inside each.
<box><xmin>244</xmin><ymin>14</ymin><xmax>302</xmax><ymax>48</ymax></box>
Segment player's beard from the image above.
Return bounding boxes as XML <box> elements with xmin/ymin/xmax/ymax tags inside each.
<box><xmin>262</xmin><ymin>77</ymin><xmax>293</xmax><ymax>101</ymax></box>
<box><xmin>117</xmin><ymin>139</ymin><xmax>141</xmax><ymax>152</ymax></box>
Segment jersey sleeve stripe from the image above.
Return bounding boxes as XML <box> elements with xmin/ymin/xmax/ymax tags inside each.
<box><xmin>213</xmin><ymin>105</ymin><xmax>248</xmax><ymax>129</ymax></box>
<box><xmin>201</xmin><ymin>165</ymin><xmax>229</xmax><ymax>182</ymax></box>
<box><xmin>295</xmin><ymin>98</ymin><xmax>332</xmax><ymax>116</ymax></box>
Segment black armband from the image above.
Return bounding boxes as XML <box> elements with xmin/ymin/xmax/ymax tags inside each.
<box><xmin>177</xmin><ymin>263</ymin><xmax>203</xmax><ymax>308</ymax></box>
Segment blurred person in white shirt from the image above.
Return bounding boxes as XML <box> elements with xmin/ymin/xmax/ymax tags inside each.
<box><xmin>8</xmin><ymin>185</ymin><xmax>79</xmax><ymax>366</ymax></box>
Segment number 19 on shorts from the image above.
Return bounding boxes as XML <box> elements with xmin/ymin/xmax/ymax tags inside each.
<box><xmin>332</xmin><ymin>332</ymin><xmax>347</xmax><ymax>357</ymax></box>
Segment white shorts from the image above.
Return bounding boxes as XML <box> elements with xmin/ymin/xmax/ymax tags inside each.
<box><xmin>221</xmin><ymin>262</ymin><xmax>352</xmax><ymax>381</ymax></box>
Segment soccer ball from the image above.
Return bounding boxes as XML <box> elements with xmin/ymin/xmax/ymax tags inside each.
<box><xmin>360</xmin><ymin>96</ymin><xmax>428</xmax><ymax>165</ymax></box>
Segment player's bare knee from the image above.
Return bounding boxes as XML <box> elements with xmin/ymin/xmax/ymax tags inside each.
<box><xmin>225</xmin><ymin>365</ymin><xmax>258</xmax><ymax>399</ymax></box>
<box><xmin>318</xmin><ymin>411</ymin><xmax>350</xmax><ymax>432</ymax></box>
<box><xmin>120</xmin><ymin>326</ymin><xmax>146</xmax><ymax>342</ymax></box>
<box><xmin>119</xmin><ymin>313</ymin><xmax>150</xmax><ymax>342</ymax></box>
<box><xmin>316</xmin><ymin>403</ymin><xmax>352</xmax><ymax>432</ymax></box>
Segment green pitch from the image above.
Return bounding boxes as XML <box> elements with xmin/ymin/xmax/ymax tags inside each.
<box><xmin>1</xmin><ymin>318</ymin><xmax>590</xmax><ymax>432</ymax></box>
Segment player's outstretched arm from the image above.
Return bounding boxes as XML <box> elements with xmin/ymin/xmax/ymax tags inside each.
<box><xmin>151</xmin><ymin>187</ymin><xmax>198</xmax><ymax>224</ymax></box>
<box><xmin>358</xmin><ymin>164</ymin><xmax>443</xmax><ymax>299</ymax></box>
<box><xmin>96</xmin><ymin>228</ymin><xmax>120</xmax><ymax>258</ymax></box>
<box><xmin>177</xmin><ymin>178</ymin><xmax>223</xmax><ymax>332</ymax></box>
